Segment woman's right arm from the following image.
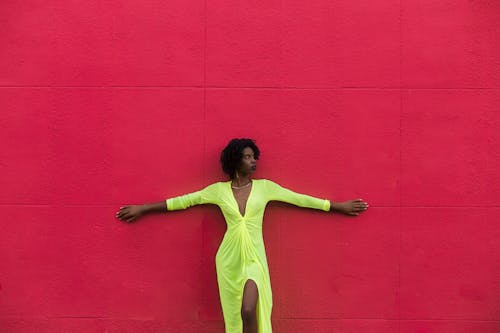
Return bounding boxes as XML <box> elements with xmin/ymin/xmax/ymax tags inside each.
<box><xmin>116</xmin><ymin>202</ymin><xmax>167</xmax><ymax>223</ymax></box>
<box><xmin>115</xmin><ymin>182</ymin><xmax>220</xmax><ymax>223</ymax></box>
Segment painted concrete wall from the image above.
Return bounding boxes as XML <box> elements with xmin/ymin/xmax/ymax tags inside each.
<box><xmin>1</xmin><ymin>1</ymin><xmax>499</xmax><ymax>332</ymax></box>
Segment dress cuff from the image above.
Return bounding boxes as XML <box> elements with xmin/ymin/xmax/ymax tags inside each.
<box><xmin>323</xmin><ymin>199</ymin><xmax>331</xmax><ymax>212</ymax></box>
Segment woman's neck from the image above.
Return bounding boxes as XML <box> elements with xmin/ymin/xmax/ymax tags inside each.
<box><xmin>231</xmin><ymin>175</ymin><xmax>251</xmax><ymax>187</ymax></box>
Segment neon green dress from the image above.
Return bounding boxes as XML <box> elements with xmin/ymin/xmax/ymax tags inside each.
<box><xmin>166</xmin><ymin>178</ymin><xmax>331</xmax><ymax>333</ymax></box>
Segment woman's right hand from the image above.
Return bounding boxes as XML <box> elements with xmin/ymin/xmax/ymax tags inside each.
<box><xmin>116</xmin><ymin>205</ymin><xmax>144</xmax><ymax>223</ymax></box>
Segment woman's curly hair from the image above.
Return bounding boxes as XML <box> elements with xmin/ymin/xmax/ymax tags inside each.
<box><xmin>220</xmin><ymin>138</ymin><xmax>260</xmax><ymax>179</ymax></box>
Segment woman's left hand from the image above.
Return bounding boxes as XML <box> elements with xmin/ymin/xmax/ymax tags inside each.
<box><xmin>332</xmin><ymin>199</ymin><xmax>369</xmax><ymax>216</ymax></box>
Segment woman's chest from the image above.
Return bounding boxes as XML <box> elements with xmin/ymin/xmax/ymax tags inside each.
<box><xmin>220</xmin><ymin>186</ymin><xmax>267</xmax><ymax>218</ymax></box>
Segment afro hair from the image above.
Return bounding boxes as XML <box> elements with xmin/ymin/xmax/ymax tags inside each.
<box><xmin>220</xmin><ymin>138</ymin><xmax>260</xmax><ymax>179</ymax></box>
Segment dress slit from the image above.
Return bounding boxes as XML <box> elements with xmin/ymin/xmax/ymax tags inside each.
<box><xmin>241</xmin><ymin>278</ymin><xmax>261</xmax><ymax>331</ymax></box>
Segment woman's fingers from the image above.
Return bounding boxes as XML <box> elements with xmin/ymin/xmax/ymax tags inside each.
<box><xmin>126</xmin><ymin>214</ymin><xmax>137</xmax><ymax>223</ymax></box>
<box><xmin>116</xmin><ymin>205</ymin><xmax>141</xmax><ymax>223</ymax></box>
<box><xmin>348</xmin><ymin>200</ymin><xmax>369</xmax><ymax>215</ymax></box>
<box><xmin>117</xmin><ymin>207</ymin><xmax>132</xmax><ymax>220</ymax></box>
<box><xmin>116</xmin><ymin>206</ymin><xmax>133</xmax><ymax>218</ymax></box>
<box><xmin>352</xmin><ymin>201</ymin><xmax>360</xmax><ymax>209</ymax></box>
<box><xmin>352</xmin><ymin>201</ymin><xmax>369</xmax><ymax>211</ymax></box>
<box><xmin>119</xmin><ymin>213</ymin><xmax>132</xmax><ymax>222</ymax></box>
<box><xmin>334</xmin><ymin>199</ymin><xmax>368</xmax><ymax>216</ymax></box>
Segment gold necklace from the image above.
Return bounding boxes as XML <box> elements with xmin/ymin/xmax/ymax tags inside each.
<box><xmin>231</xmin><ymin>181</ymin><xmax>252</xmax><ymax>189</ymax></box>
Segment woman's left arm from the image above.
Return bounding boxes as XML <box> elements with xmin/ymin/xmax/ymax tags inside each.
<box><xmin>265</xmin><ymin>179</ymin><xmax>331</xmax><ymax>212</ymax></box>
<box><xmin>265</xmin><ymin>179</ymin><xmax>369</xmax><ymax>216</ymax></box>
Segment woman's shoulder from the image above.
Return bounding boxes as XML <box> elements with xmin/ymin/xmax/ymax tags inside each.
<box><xmin>203</xmin><ymin>181</ymin><xmax>226</xmax><ymax>191</ymax></box>
<box><xmin>254</xmin><ymin>178</ymin><xmax>279</xmax><ymax>188</ymax></box>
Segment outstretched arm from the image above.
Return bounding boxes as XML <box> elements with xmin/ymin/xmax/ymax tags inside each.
<box><xmin>265</xmin><ymin>179</ymin><xmax>369</xmax><ymax>216</ymax></box>
<box><xmin>116</xmin><ymin>182</ymin><xmax>220</xmax><ymax>223</ymax></box>
<box><xmin>265</xmin><ymin>179</ymin><xmax>331</xmax><ymax>211</ymax></box>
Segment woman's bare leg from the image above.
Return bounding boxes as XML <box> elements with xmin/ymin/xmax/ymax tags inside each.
<box><xmin>241</xmin><ymin>279</ymin><xmax>258</xmax><ymax>333</ymax></box>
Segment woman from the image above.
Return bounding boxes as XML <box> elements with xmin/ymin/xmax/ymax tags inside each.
<box><xmin>116</xmin><ymin>138</ymin><xmax>369</xmax><ymax>333</ymax></box>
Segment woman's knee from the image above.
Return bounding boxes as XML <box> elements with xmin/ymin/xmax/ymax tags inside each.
<box><xmin>241</xmin><ymin>305</ymin><xmax>256</xmax><ymax>323</ymax></box>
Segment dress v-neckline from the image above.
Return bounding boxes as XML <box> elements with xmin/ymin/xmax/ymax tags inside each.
<box><xmin>228</xmin><ymin>180</ymin><xmax>254</xmax><ymax>218</ymax></box>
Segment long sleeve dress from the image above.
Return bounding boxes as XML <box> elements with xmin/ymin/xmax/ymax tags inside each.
<box><xmin>165</xmin><ymin>178</ymin><xmax>331</xmax><ymax>333</ymax></box>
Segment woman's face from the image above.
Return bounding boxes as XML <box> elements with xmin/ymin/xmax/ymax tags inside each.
<box><xmin>239</xmin><ymin>147</ymin><xmax>257</xmax><ymax>175</ymax></box>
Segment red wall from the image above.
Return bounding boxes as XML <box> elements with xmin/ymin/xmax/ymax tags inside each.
<box><xmin>1</xmin><ymin>1</ymin><xmax>499</xmax><ymax>332</ymax></box>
